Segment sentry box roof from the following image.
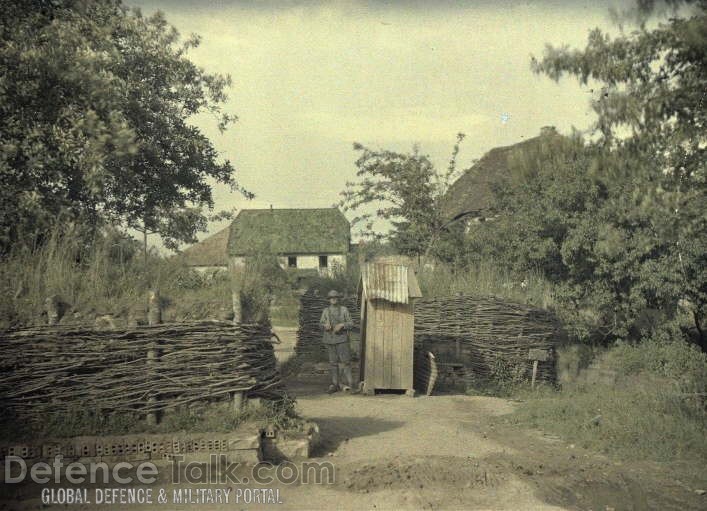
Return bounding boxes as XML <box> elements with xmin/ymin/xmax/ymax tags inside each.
<box><xmin>359</xmin><ymin>261</ymin><xmax>422</xmax><ymax>305</ymax></box>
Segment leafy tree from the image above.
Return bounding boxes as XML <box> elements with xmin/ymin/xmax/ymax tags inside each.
<box><xmin>534</xmin><ymin>0</ymin><xmax>706</xmax><ymax>347</ymax></box>
<box><xmin>468</xmin><ymin>132</ymin><xmax>598</xmax><ymax>279</ymax></box>
<box><xmin>472</xmin><ymin>0</ymin><xmax>705</xmax><ymax>347</ymax></box>
<box><xmin>0</xmin><ymin>0</ymin><xmax>251</xmax><ymax>254</ymax></box>
<box><xmin>339</xmin><ymin>134</ymin><xmax>465</xmax><ymax>260</ymax></box>
<box><xmin>231</xmin><ymin>240</ymin><xmax>290</xmax><ymax>325</ymax></box>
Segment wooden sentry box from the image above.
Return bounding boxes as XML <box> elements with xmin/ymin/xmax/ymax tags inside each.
<box><xmin>358</xmin><ymin>261</ymin><xmax>422</xmax><ymax>395</ymax></box>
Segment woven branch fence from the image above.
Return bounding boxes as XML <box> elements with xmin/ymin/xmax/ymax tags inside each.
<box><xmin>413</xmin><ymin>295</ymin><xmax>561</xmax><ymax>383</ymax></box>
<box><xmin>295</xmin><ymin>289</ymin><xmax>361</xmax><ymax>358</ymax></box>
<box><xmin>0</xmin><ymin>321</ymin><xmax>285</xmax><ymax>423</ymax></box>
<box><xmin>296</xmin><ymin>292</ymin><xmax>562</xmax><ymax>384</ymax></box>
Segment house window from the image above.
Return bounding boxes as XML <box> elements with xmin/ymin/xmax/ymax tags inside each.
<box><xmin>319</xmin><ymin>255</ymin><xmax>328</xmax><ymax>268</ymax></box>
<box><xmin>287</xmin><ymin>256</ymin><xmax>297</xmax><ymax>268</ymax></box>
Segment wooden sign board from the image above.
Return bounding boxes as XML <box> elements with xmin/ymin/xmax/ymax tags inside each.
<box><xmin>528</xmin><ymin>348</ymin><xmax>551</xmax><ymax>389</ymax></box>
<box><xmin>528</xmin><ymin>348</ymin><xmax>550</xmax><ymax>362</ymax></box>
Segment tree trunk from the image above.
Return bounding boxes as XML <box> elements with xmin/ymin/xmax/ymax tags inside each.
<box><xmin>694</xmin><ymin>312</ymin><xmax>706</xmax><ymax>353</ymax></box>
<box><xmin>143</xmin><ymin>228</ymin><xmax>148</xmax><ymax>270</ymax></box>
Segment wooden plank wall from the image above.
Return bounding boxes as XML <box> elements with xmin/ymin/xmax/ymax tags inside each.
<box><xmin>358</xmin><ymin>300</ymin><xmax>367</xmax><ymax>382</ymax></box>
<box><xmin>401</xmin><ymin>303</ymin><xmax>414</xmax><ymax>388</ymax></box>
<box><xmin>364</xmin><ymin>300</ymin><xmax>414</xmax><ymax>390</ymax></box>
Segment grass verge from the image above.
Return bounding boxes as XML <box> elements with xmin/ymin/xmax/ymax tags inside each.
<box><xmin>0</xmin><ymin>397</ymin><xmax>301</xmax><ymax>442</ymax></box>
<box><xmin>500</xmin><ymin>339</ymin><xmax>707</xmax><ymax>463</ymax></box>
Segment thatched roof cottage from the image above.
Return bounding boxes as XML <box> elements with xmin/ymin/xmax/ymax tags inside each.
<box><xmin>228</xmin><ymin>208</ymin><xmax>350</xmax><ymax>274</ymax></box>
<box><xmin>441</xmin><ymin>126</ymin><xmax>563</xmax><ymax>226</ymax></box>
<box><xmin>181</xmin><ymin>207</ymin><xmax>351</xmax><ymax>275</ymax></box>
<box><xmin>180</xmin><ymin>225</ymin><xmax>231</xmax><ymax>273</ymax></box>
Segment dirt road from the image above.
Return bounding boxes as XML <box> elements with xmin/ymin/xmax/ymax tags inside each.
<box><xmin>4</xmin><ymin>375</ymin><xmax>705</xmax><ymax>510</ymax></box>
<box><xmin>279</xmin><ymin>377</ymin><xmax>551</xmax><ymax>510</ymax></box>
<box><xmin>272</xmin><ymin>375</ymin><xmax>705</xmax><ymax>511</ymax></box>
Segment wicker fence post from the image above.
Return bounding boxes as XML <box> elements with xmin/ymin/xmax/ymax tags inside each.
<box><xmin>232</xmin><ymin>390</ymin><xmax>245</xmax><ymax>413</ymax></box>
<box><xmin>230</xmin><ymin>294</ymin><xmax>246</xmax><ymax>413</ymax></box>
<box><xmin>230</xmin><ymin>261</ymin><xmax>245</xmax><ymax>411</ymax></box>
<box><xmin>232</xmin><ymin>289</ymin><xmax>243</xmax><ymax>325</ymax></box>
<box><xmin>148</xmin><ymin>289</ymin><xmax>161</xmax><ymax>326</ymax></box>
<box><xmin>45</xmin><ymin>295</ymin><xmax>61</xmax><ymax>325</ymax></box>
<box><xmin>146</xmin><ymin>290</ymin><xmax>161</xmax><ymax>426</ymax></box>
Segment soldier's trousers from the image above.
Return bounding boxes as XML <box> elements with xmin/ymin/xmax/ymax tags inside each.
<box><xmin>326</xmin><ymin>342</ymin><xmax>353</xmax><ymax>388</ymax></box>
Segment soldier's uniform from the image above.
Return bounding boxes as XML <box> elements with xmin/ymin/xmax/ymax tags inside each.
<box><xmin>319</xmin><ymin>291</ymin><xmax>354</xmax><ymax>392</ymax></box>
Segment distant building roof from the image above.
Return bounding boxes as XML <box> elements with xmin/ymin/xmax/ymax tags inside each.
<box><xmin>180</xmin><ymin>226</ymin><xmax>230</xmax><ymax>267</ymax></box>
<box><xmin>228</xmin><ymin>208</ymin><xmax>350</xmax><ymax>256</ymax></box>
<box><xmin>359</xmin><ymin>262</ymin><xmax>422</xmax><ymax>304</ymax></box>
<box><xmin>441</xmin><ymin>126</ymin><xmax>563</xmax><ymax>221</ymax></box>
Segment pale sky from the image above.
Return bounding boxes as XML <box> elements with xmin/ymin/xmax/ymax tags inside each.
<box><xmin>127</xmin><ymin>0</ymin><xmax>620</xmax><ymax>248</ymax></box>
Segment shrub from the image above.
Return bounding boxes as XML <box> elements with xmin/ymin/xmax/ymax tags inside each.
<box><xmin>300</xmin><ymin>260</ymin><xmax>360</xmax><ymax>297</ymax></box>
<box><xmin>605</xmin><ymin>330</ymin><xmax>707</xmax><ymax>401</ymax></box>
<box><xmin>172</xmin><ymin>267</ymin><xmax>209</xmax><ymax>290</ymax></box>
<box><xmin>487</xmin><ymin>355</ymin><xmax>530</xmax><ymax>396</ymax></box>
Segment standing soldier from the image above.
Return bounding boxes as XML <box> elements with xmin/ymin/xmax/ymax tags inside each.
<box><xmin>320</xmin><ymin>290</ymin><xmax>355</xmax><ymax>393</ymax></box>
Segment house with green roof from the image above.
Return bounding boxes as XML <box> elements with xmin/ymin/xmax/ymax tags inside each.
<box><xmin>228</xmin><ymin>207</ymin><xmax>351</xmax><ymax>274</ymax></box>
<box><xmin>180</xmin><ymin>225</ymin><xmax>231</xmax><ymax>274</ymax></box>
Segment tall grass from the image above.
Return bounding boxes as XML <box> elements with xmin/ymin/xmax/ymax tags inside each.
<box><xmin>417</xmin><ymin>260</ymin><xmax>555</xmax><ymax>309</ymax></box>
<box><xmin>0</xmin><ymin>225</ymin><xmax>235</xmax><ymax>329</ymax></box>
<box><xmin>2</xmin><ymin>226</ymin><xmax>128</xmax><ymax>327</ymax></box>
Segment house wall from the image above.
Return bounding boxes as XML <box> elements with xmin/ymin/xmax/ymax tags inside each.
<box><xmin>283</xmin><ymin>254</ymin><xmax>346</xmax><ymax>271</ymax></box>
<box><xmin>192</xmin><ymin>265</ymin><xmax>228</xmax><ymax>274</ymax></box>
<box><xmin>230</xmin><ymin>257</ymin><xmax>247</xmax><ymax>269</ymax></box>
<box><xmin>229</xmin><ymin>253</ymin><xmax>346</xmax><ymax>274</ymax></box>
